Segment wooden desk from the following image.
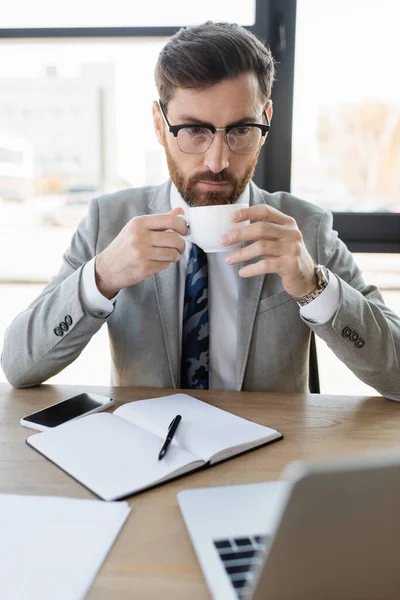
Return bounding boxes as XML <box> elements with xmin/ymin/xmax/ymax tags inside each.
<box><xmin>1</xmin><ymin>383</ymin><xmax>400</xmax><ymax>599</ymax></box>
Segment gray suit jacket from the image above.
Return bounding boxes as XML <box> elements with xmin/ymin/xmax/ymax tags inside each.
<box><xmin>2</xmin><ymin>181</ymin><xmax>400</xmax><ymax>398</ymax></box>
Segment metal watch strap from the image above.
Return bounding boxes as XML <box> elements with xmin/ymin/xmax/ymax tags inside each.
<box><xmin>294</xmin><ymin>264</ymin><xmax>329</xmax><ymax>307</ymax></box>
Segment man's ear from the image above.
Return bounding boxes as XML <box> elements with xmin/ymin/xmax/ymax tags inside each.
<box><xmin>261</xmin><ymin>99</ymin><xmax>273</xmax><ymax>146</ymax></box>
<box><xmin>265</xmin><ymin>99</ymin><xmax>273</xmax><ymax>123</ymax></box>
<box><xmin>152</xmin><ymin>101</ymin><xmax>165</xmax><ymax>146</ymax></box>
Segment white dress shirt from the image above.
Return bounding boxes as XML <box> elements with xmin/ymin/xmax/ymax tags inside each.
<box><xmin>80</xmin><ymin>183</ymin><xmax>340</xmax><ymax>389</ymax></box>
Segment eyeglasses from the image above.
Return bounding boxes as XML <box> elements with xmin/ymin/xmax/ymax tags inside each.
<box><xmin>158</xmin><ymin>100</ymin><xmax>270</xmax><ymax>155</ymax></box>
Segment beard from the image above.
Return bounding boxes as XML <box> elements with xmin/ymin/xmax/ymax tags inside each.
<box><xmin>164</xmin><ymin>143</ymin><xmax>261</xmax><ymax>207</ymax></box>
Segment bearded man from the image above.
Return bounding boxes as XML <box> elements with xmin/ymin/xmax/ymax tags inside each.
<box><xmin>2</xmin><ymin>22</ymin><xmax>400</xmax><ymax>400</ymax></box>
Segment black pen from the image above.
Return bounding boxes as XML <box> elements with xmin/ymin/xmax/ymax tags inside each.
<box><xmin>158</xmin><ymin>414</ymin><xmax>182</xmax><ymax>460</ymax></box>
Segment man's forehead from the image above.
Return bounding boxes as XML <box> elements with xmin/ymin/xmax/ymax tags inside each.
<box><xmin>168</xmin><ymin>73</ymin><xmax>264</xmax><ymax>122</ymax></box>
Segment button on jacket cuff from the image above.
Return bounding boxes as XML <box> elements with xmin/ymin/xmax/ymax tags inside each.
<box><xmin>80</xmin><ymin>257</ymin><xmax>117</xmax><ymax>319</ymax></box>
<box><xmin>300</xmin><ymin>271</ymin><xmax>340</xmax><ymax>324</ymax></box>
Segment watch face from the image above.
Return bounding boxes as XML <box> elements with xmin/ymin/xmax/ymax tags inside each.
<box><xmin>315</xmin><ymin>265</ymin><xmax>329</xmax><ymax>288</ymax></box>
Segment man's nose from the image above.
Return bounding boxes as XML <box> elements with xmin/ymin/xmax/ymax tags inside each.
<box><xmin>203</xmin><ymin>131</ymin><xmax>230</xmax><ymax>173</ymax></box>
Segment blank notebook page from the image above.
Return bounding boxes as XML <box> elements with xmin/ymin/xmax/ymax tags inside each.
<box><xmin>28</xmin><ymin>412</ymin><xmax>201</xmax><ymax>500</ymax></box>
<box><xmin>114</xmin><ymin>393</ymin><xmax>278</xmax><ymax>462</ymax></box>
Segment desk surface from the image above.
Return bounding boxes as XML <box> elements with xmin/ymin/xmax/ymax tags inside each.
<box><xmin>1</xmin><ymin>383</ymin><xmax>400</xmax><ymax>599</ymax></box>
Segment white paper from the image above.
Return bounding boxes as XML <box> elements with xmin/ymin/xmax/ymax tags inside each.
<box><xmin>0</xmin><ymin>493</ymin><xmax>131</xmax><ymax>600</ymax></box>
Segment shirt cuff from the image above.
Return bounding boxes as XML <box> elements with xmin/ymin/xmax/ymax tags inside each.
<box><xmin>299</xmin><ymin>270</ymin><xmax>340</xmax><ymax>324</ymax></box>
<box><xmin>80</xmin><ymin>257</ymin><xmax>117</xmax><ymax>319</ymax></box>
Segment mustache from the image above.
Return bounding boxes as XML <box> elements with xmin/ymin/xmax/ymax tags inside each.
<box><xmin>189</xmin><ymin>171</ymin><xmax>237</xmax><ymax>184</ymax></box>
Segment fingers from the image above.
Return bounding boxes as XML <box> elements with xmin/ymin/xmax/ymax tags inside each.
<box><xmin>150</xmin><ymin>231</ymin><xmax>186</xmax><ymax>255</ymax></box>
<box><xmin>219</xmin><ymin>205</ymin><xmax>310</xmax><ymax>284</ymax></box>
<box><xmin>138</xmin><ymin>209</ymin><xmax>188</xmax><ymax>236</ymax></box>
<box><xmin>97</xmin><ymin>208</ymin><xmax>188</xmax><ymax>292</ymax></box>
<box><xmin>225</xmin><ymin>239</ymin><xmax>285</xmax><ymax>265</ymax></box>
<box><xmin>232</xmin><ymin>204</ymin><xmax>295</xmax><ymax>226</ymax></box>
<box><xmin>237</xmin><ymin>257</ymin><xmax>282</xmax><ymax>278</ymax></box>
<box><xmin>221</xmin><ymin>221</ymin><xmax>289</xmax><ymax>246</ymax></box>
<box><xmin>170</xmin><ymin>207</ymin><xmax>185</xmax><ymax>216</ymax></box>
<box><xmin>127</xmin><ymin>211</ymin><xmax>187</xmax><ymax>264</ymax></box>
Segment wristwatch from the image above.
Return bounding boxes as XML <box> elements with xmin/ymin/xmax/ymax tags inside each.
<box><xmin>294</xmin><ymin>264</ymin><xmax>329</xmax><ymax>307</ymax></box>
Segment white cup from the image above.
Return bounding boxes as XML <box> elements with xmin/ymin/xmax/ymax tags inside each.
<box><xmin>181</xmin><ymin>203</ymin><xmax>250</xmax><ymax>253</ymax></box>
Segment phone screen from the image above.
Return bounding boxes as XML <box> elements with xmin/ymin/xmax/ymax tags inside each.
<box><xmin>22</xmin><ymin>393</ymin><xmax>107</xmax><ymax>428</ymax></box>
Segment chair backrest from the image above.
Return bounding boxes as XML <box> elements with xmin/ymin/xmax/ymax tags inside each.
<box><xmin>308</xmin><ymin>331</ymin><xmax>320</xmax><ymax>393</ymax></box>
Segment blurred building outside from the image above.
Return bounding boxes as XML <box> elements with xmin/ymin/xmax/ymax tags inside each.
<box><xmin>0</xmin><ymin>134</ymin><xmax>35</xmax><ymax>202</ymax></box>
<box><xmin>0</xmin><ymin>63</ymin><xmax>118</xmax><ymax>198</ymax></box>
<box><xmin>292</xmin><ymin>101</ymin><xmax>400</xmax><ymax>213</ymax></box>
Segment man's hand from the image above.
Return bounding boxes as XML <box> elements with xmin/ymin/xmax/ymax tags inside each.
<box><xmin>95</xmin><ymin>208</ymin><xmax>187</xmax><ymax>299</ymax></box>
<box><xmin>221</xmin><ymin>205</ymin><xmax>317</xmax><ymax>298</ymax></box>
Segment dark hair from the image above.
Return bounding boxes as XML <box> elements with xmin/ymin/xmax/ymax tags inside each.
<box><xmin>155</xmin><ymin>21</ymin><xmax>275</xmax><ymax>108</ymax></box>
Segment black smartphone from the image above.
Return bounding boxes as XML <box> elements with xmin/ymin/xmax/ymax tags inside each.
<box><xmin>20</xmin><ymin>393</ymin><xmax>115</xmax><ymax>431</ymax></box>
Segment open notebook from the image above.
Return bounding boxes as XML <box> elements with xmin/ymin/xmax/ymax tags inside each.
<box><xmin>27</xmin><ymin>393</ymin><xmax>282</xmax><ymax>501</ymax></box>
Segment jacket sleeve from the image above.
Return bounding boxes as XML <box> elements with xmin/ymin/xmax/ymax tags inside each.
<box><xmin>1</xmin><ymin>198</ymin><xmax>109</xmax><ymax>388</ymax></box>
<box><xmin>305</xmin><ymin>210</ymin><xmax>400</xmax><ymax>400</ymax></box>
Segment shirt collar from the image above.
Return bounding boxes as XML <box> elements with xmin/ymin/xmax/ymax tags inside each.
<box><xmin>170</xmin><ymin>181</ymin><xmax>250</xmax><ymax>217</ymax></box>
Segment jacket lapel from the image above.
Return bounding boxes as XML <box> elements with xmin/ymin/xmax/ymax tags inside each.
<box><xmin>236</xmin><ymin>271</ymin><xmax>265</xmax><ymax>390</ymax></box>
<box><xmin>236</xmin><ymin>182</ymin><xmax>268</xmax><ymax>390</ymax></box>
<box><xmin>153</xmin><ymin>264</ymin><xmax>180</xmax><ymax>388</ymax></box>
<box><xmin>151</xmin><ymin>181</ymin><xmax>181</xmax><ymax>388</ymax></box>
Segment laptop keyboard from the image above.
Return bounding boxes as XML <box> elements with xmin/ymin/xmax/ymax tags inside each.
<box><xmin>213</xmin><ymin>534</ymin><xmax>270</xmax><ymax>598</ymax></box>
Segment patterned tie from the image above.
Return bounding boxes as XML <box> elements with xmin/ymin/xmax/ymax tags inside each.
<box><xmin>181</xmin><ymin>243</ymin><xmax>209</xmax><ymax>389</ymax></box>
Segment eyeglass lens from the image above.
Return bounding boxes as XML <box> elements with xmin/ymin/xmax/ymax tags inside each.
<box><xmin>177</xmin><ymin>126</ymin><xmax>263</xmax><ymax>154</ymax></box>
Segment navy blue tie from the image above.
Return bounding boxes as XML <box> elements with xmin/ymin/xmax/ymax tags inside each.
<box><xmin>181</xmin><ymin>243</ymin><xmax>209</xmax><ymax>389</ymax></box>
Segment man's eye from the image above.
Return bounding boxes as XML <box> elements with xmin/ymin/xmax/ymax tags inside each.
<box><xmin>185</xmin><ymin>126</ymin><xmax>210</xmax><ymax>136</ymax></box>
<box><xmin>233</xmin><ymin>126</ymin><xmax>251</xmax><ymax>136</ymax></box>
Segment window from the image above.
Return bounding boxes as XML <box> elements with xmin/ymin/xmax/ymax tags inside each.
<box><xmin>292</xmin><ymin>0</ymin><xmax>400</xmax><ymax>215</ymax></box>
<box><xmin>1</xmin><ymin>1</ymin><xmax>255</xmax><ymax>29</ymax></box>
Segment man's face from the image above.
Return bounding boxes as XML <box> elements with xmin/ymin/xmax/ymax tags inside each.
<box><xmin>153</xmin><ymin>73</ymin><xmax>272</xmax><ymax>206</ymax></box>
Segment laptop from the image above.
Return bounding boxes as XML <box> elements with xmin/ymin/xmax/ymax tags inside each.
<box><xmin>178</xmin><ymin>450</ymin><xmax>400</xmax><ymax>600</ymax></box>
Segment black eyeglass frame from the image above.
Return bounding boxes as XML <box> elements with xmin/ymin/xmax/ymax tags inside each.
<box><xmin>158</xmin><ymin>100</ymin><xmax>271</xmax><ymax>154</ymax></box>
